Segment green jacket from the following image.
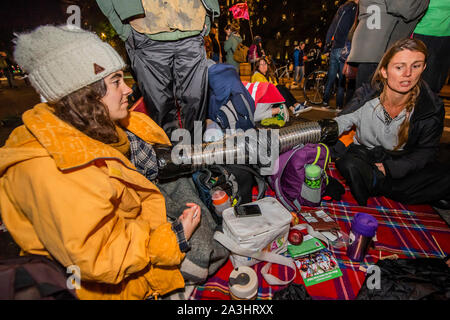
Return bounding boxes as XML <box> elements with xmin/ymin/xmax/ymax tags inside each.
<box><xmin>96</xmin><ymin>0</ymin><xmax>220</xmax><ymax>42</ymax></box>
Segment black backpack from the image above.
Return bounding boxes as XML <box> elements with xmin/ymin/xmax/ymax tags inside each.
<box><xmin>192</xmin><ymin>164</ymin><xmax>267</xmax><ymax>224</ymax></box>
<box><xmin>0</xmin><ymin>255</ymin><xmax>78</xmax><ymax>300</ymax></box>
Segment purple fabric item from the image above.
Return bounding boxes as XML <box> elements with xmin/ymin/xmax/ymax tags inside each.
<box><xmin>268</xmin><ymin>143</ymin><xmax>330</xmax><ymax>210</ymax></box>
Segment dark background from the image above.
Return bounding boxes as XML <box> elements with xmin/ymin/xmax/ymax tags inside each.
<box><xmin>0</xmin><ymin>0</ymin><xmax>345</xmax><ymax>65</ymax></box>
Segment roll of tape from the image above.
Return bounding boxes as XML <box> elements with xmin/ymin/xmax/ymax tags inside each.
<box><xmin>228</xmin><ymin>266</ymin><xmax>258</xmax><ymax>300</ymax></box>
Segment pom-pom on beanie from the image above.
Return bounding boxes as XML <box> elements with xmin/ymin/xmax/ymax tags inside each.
<box><xmin>13</xmin><ymin>25</ymin><xmax>126</xmax><ymax>102</ymax></box>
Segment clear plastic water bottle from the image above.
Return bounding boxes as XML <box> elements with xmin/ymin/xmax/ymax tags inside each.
<box><xmin>211</xmin><ymin>189</ymin><xmax>231</xmax><ymax>216</ymax></box>
<box><xmin>300</xmin><ymin>164</ymin><xmax>322</xmax><ymax>205</ymax></box>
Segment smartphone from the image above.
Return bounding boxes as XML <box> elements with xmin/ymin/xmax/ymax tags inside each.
<box><xmin>234</xmin><ymin>204</ymin><xmax>262</xmax><ymax>218</ymax></box>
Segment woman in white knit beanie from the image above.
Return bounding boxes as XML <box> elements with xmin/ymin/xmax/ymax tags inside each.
<box><xmin>0</xmin><ymin>25</ymin><xmax>202</xmax><ymax>299</ymax></box>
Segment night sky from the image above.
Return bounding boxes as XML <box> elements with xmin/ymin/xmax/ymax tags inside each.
<box><xmin>0</xmin><ymin>0</ymin><xmax>105</xmax><ymax>53</ymax></box>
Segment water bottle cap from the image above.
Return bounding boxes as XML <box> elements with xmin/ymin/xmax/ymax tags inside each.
<box><xmin>212</xmin><ymin>190</ymin><xmax>229</xmax><ymax>205</ymax></box>
<box><xmin>305</xmin><ymin>164</ymin><xmax>321</xmax><ymax>179</ymax></box>
<box><xmin>351</xmin><ymin>212</ymin><xmax>378</xmax><ymax>237</ymax></box>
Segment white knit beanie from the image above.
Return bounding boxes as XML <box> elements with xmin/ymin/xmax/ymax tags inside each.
<box><xmin>14</xmin><ymin>25</ymin><xmax>126</xmax><ymax>102</ymax></box>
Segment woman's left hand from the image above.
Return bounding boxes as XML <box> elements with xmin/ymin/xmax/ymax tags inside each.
<box><xmin>375</xmin><ymin>163</ymin><xmax>386</xmax><ymax>176</ymax></box>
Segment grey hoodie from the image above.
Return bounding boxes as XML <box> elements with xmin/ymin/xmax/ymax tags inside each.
<box><xmin>335</xmin><ymin>97</ymin><xmax>410</xmax><ymax>151</ymax></box>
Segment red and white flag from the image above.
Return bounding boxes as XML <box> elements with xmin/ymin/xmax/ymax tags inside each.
<box><xmin>229</xmin><ymin>2</ymin><xmax>250</xmax><ymax>20</ymax></box>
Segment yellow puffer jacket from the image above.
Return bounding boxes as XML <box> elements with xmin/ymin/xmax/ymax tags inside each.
<box><xmin>0</xmin><ymin>104</ymin><xmax>185</xmax><ymax>300</ymax></box>
<box><xmin>251</xmin><ymin>71</ymin><xmax>278</xmax><ymax>86</ymax></box>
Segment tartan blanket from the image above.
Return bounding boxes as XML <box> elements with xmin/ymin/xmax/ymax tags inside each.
<box><xmin>190</xmin><ymin>163</ymin><xmax>450</xmax><ymax>300</ymax></box>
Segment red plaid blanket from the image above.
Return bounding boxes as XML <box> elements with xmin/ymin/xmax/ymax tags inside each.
<box><xmin>190</xmin><ymin>163</ymin><xmax>450</xmax><ymax>300</ymax></box>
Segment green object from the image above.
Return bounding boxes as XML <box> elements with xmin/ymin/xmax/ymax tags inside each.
<box><xmin>287</xmin><ymin>235</ymin><xmax>325</xmax><ymax>258</ymax></box>
<box><xmin>305</xmin><ymin>164</ymin><xmax>322</xmax><ymax>189</ymax></box>
<box><xmin>414</xmin><ymin>0</ymin><xmax>450</xmax><ymax>37</ymax></box>
<box><xmin>289</xmin><ymin>236</ymin><xmax>343</xmax><ymax>287</ymax></box>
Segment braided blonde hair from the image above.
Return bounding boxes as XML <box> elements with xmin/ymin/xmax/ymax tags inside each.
<box><xmin>371</xmin><ymin>38</ymin><xmax>427</xmax><ymax>150</ymax></box>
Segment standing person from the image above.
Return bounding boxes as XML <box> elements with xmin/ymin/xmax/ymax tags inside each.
<box><xmin>413</xmin><ymin>0</ymin><xmax>450</xmax><ymax>94</ymax></box>
<box><xmin>0</xmin><ymin>52</ymin><xmax>16</xmax><ymax>89</ymax></box>
<box><xmin>224</xmin><ymin>22</ymin><xmax>242</xmax><ymax>72</ymax></box>
<box><xmin>96</xmin><ymin>0</ymin><xmax>220</xmax><ymax>138</ymax></box>
<box><xmin>292</xmin><ymin>41</ymin><xmax>306</xmax><ymax>87</ymax></box>
<box><xmin>248</xmin><ymin>35</ymin><xmax>264</xmax><ymax>71</ymax></box>
<box><xmin>323</xmin><ymin>0</ymin><xmax>359</xmax><ymax>110</ymax></box>
<box><xmin>334</xmin><ymin>38</ymin><xmax>450</xmax><ymax>208</ymax></box>
<box><xmin>210</xmin><ymin>23</ymin><xmax>222</xmax><ymax>63</ymax></box>
<box><xmin>305</xmin><ymin>39</ymin><xmax>324</xmax><ymax>75</ymax></box>
<box><xmin>347</xmin><ymin>0</ymin><xmax>430</xmax><ymax>91</ymax></box>
<box><xmin>0</xmin><ymin>25</ymin><xmax>205</xmax><ymax>300</ymax></box>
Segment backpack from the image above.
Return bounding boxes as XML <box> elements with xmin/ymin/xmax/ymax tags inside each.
<box><xmin>192</xmin><ymin>164</ymin><xmax>267</xmax><ymax>225</ymax></box>
<box><xmin>268</xmin><ymin>143</ymin><xmax>330</xmax><ymax>211</ymax></box>
<box><xmin>207</xmin><ymin>63</ymin><xmax>255</xmax><ymax>131</ymax></box>
<box><xmin>233</xmin><ymin>42</ymin><xmax>249</xmax><ymax>63</ymax></box>
<box><xmin>0</xmin><ymin>255</ymin><xmax>78</xmax><ymax>300</ymax></box>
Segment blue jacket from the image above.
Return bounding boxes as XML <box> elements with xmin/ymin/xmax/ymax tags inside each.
<box><xmin>293</xmin><ymin>48</ymin><xmax>304</xmax><ymax>67</ymax></box>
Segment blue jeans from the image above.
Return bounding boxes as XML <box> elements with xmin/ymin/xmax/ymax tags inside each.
<box><xmin>294</xmin><ymin>65</ymin><xmax>304</xmax><ymax>84</ymax></box>
<box><xmin>323</xmin><ymin>48</ymin><xmax>345</xmax><ymax>108</ymax></box>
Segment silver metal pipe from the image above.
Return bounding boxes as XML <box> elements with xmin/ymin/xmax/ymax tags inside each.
<box><xmin>156</xmin><ymin>120</ymin><xmax>334</xmax><ymax>179</ymax></box>
<box><xmin>278</xmin><ymin>121</ymin><xmax>322</xmax><ymax>153</ymax></box>
<box><xmin>177</xmin><ymin>121</ymin><xmax>322</xmax><ymax>168</ymax></box>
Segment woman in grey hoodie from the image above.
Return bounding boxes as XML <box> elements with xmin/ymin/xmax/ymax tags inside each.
<box><xmin>334</xmin><ymin>38</ymin><xmax>450</xmax><ymax>208</ymax></box>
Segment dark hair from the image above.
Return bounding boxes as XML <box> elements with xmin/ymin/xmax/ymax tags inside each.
<box><xmin>255</xmin><ymin>57</ymin><xmax>268</xmax><ymax>74</ymax></box>
<box><xmin>52</xmin><ymin>79</ymin><xmax>119</xmax><ymax>144</ymax></box>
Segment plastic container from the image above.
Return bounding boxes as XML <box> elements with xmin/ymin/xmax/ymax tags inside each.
<box><xmin>300</xmin><ymin>164</ymin><xmax>322</xmax><ymax>204</ymax></box>
<box><xmin>346</xmin><ymin>213</ymin><xmax>378</xmax><ymax>262</ymax></box>
<box><xmin>212</xmin><ymin>189</ymin><xmax>231</xmax><ymax>216</ymax></box>
<box><xmin>229</xmin><ymin>266</ymin><xmax>258</xmax><ymax>300</ymax></box>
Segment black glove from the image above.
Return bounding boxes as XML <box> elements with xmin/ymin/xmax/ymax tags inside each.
<box><xmin>272</xmin><ymin>283</ymin><xmax>312</xmax><ymax>300</ymax></box>
<box><xmin>323</xmin><ymin>177</ymin><xmax>345</xmax><ymax>201</ymax></box>
<box><xmin>318</xmin><ymin>119</ymin><xmax>339</xmax><ymax>145</ymax></box>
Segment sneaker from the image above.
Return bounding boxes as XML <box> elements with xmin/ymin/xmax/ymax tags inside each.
<box><xmin>277</xmin><ymin>104</ymin><xmax>289</xmax><ymax>122</ymax></box>
<box><xmin>292</xmin><ymin>102</ymin><xmax>312</xmax><ymax>116</ymax></box>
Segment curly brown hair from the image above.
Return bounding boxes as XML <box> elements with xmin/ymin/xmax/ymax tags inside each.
<box><xmin>52</xmin><ymin>79</ymin><xmax>119</xmax><ymax>144</ymax></box>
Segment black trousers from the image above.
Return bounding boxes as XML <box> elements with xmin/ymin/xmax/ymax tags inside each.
<box><xmin>355</xmin><ymin>63</ymin><xmax>378</xmax><ymax>91</ymax></box>
<box><xmin>336</xmin><ymin>145</ymin><xmax>450</xmax><ymax>206</ymax></box>
<box><xmin>413</xmin><ymin>34</ymin><xmax>450</xmax><ymax>94</ymax></box>
<box><xmin>276</xmin><ymin>85</ymin><xmax>297</xmax><ymax>108</ymax></box>
<box><xmin>125</xmin><ymin>29</ymin><xmax>208</xmax><ymax>138</ymax></box>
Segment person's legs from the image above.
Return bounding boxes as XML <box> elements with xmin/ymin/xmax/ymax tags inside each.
<box><xmin>276</xmin><ymin>84</ymin><xmax>297</xmax><ymax>108</ymax></box>
<box><xmin>125</xmin><ymin>29</ymin><xmax>176</xmax><ymax>136</ymax></box>
<box><xmin>323</xmin><ymin>48</ymin><xmax>340</xmax><ymax>105</ymax></box>
<box><xmin>355</xmin><ymin>63</ymin><xmax>378</xmax><ymax>90</ymax></box>
<box><xmin>384</xmin><ymin>162</ymin><xmax>450</xmax><ymax>205</ymax></box>
<box><xmin>174</xmin><ymin>34</ymin><xmax>209</xmax><ymax>136</ymax></box>
<box><xmin>345</xmin><ymin>78</ymin><xmax>356</xmax><ymax>105</ymax></box>
<box><xmin>414</xmin><ymin>34</ymin><xmax>450</xmax><ymax>94</ymax></box>
<box><xmin>4</xmin><ymin>68</ymin><xmax>15</xmax><ymax>88</ymax></box>
<box><xmin>335</xmin><ymin>59</ymin><xmax>345</xmax><ymax>109</ymax></box>
<box><xmin>299</xmin><ymin>65</ymin><xmax>304</xmax><ymax>86</ymax></box>
<box><xmin>335</xmin><ymin>151</ymin><xmax>375</xmax><ymax>206</ymax></box>
<box><xmin>294</xmin><ymin>65</ymin><xmax>300</xmax><ymax>83</ymax></box>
